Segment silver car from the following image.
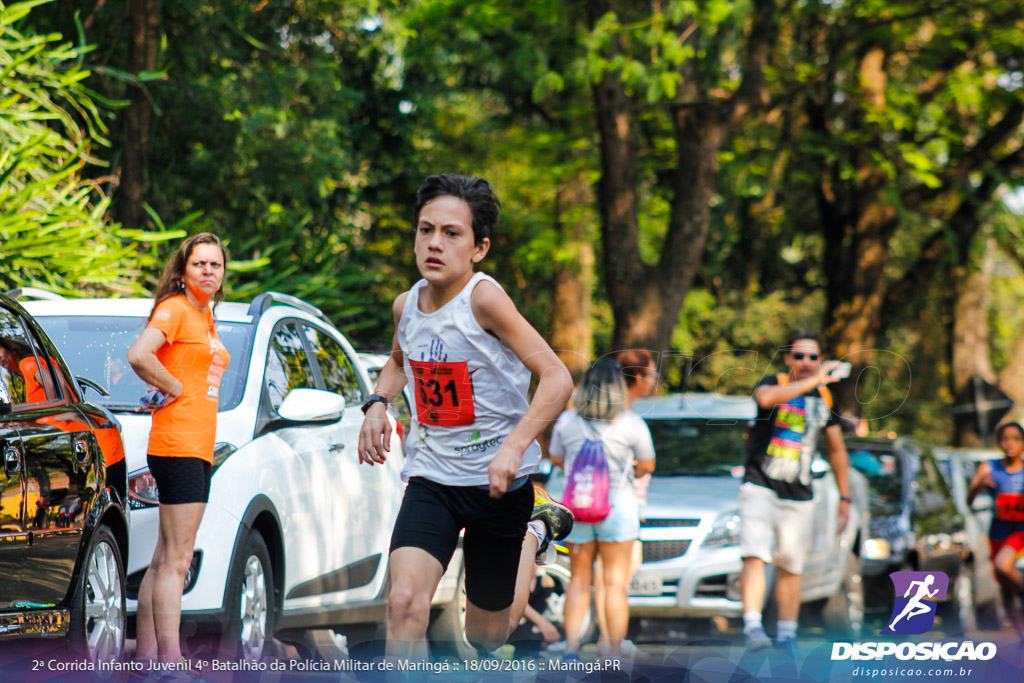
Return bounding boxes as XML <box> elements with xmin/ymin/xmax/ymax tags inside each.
<box><xmin>616</xmin><ymin>393</ymin><xmax>869</xmax><ymax>636</ymax></box>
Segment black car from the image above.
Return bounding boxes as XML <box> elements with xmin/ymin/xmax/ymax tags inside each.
<box><xmin>847</xmin><ymin>437</ymin><xmax>975</xmax><ymax>630</ymax></box>
<box><xmin>0</xmin><ymin>293</ymin><xmax>128</xmax><ymax>660</ymax></box>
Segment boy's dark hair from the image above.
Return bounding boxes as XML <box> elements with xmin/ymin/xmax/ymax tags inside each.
<box><xmin>784</xmin><ymin>329</ymin><xmax>822</xmax><ymax>352</ymax></box>
<box><xmin>996</xmin><ymin>422</ymin><xmax>1024</xmax><ymax>441</ymax></box>
<box><xmin>415</xmin><ymin>174</ymin><xmax>500</xmax><ymax>245</ymax></box>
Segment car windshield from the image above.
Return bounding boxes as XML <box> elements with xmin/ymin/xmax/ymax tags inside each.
<box><xmin>643</xmin><ymin>418</ymin><xmax>749</xmax><ymax>476</ymax></box>
<box><xmin>848</xmin><ymin>448</ymin><xmax>903</xmax><ymax>513</ymax></box>
<box><xmin>34</xmin><ymin>315</ymin><xmax>254</xmax><ymax>413</ymax></box>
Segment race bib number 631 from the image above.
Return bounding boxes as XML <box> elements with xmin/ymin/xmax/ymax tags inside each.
<box><xmin>408</xmin><ymin>359</ymin><xmax>476</xmax><ymax>427</ymax></box>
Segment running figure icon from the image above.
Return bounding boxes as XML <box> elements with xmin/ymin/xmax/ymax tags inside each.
<box><xmin>888</xmin><ymin>574</ymin><xmax>939</xmax><ymax>631</ymax></box>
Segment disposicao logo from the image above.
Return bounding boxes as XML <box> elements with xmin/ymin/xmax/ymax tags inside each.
<box><xmin>831</xmin><ymin>570</ymin><xmax>998</xmax><ymax>663</ymax></box>
<box><xmin>882</xmin><ymin>570</ymin><xmax>948</xmax><ymax>635</ymax></box>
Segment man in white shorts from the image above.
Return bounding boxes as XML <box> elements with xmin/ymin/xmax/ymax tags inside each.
<box><xmin>739</xmin><ymin>330</ymin><xmax>850</xmax><ymax>652</ymax></box>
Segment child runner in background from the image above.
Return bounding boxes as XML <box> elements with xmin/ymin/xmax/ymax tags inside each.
<box><xmin>968</xmin><ymin>421</ymin><xmax>1024</xmax><ymax>639</ymax></box>
<box><xmin>358</xmin><ymin>174</ymin><xmax>575</xmax><ymax>659</ymax></box>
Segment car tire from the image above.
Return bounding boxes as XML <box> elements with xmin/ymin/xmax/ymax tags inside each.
<box><xmin>69</xmin><ymin>524</ymin><xmax>126</xmax><ymax>662</ymax></box>
<box><xmin>823</xmin><ymin>551</ymin><xmax>865</xmax><ymax>638</ymax></box>
<box><xmin>533</xmin><ymin>560</ymin><xmax>597</xmax><ymax>646</ymax></box>
<box><xmin>941</xmin><ymin>568</ymin><xmax>976</xmax><ymax>634</ymax></box>
<box><xmin>220</xmin><ymin>529</ymin><xmax>276</xmax><ymax>661</ymax></box>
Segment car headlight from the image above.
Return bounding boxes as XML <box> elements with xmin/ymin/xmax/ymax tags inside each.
<box><xmin>127</xmin><ymin>442</ymin><xmax>237</xmax><ymax>510</ymax></box>
<box><xmin>128</xmin><ymin>468</ymin><xmax>159</xmax><ymax>509</ymax></box>
<box><xmin>703</xmin><ymin>510</ymin><xmax>741</xmax><ymax>549</ymax></box>
<box><xmin>212</xmin><ymin>442</ymin><xmax>237</xmax><ymax>471</ymax></box>
<box><xmin>864</xmin><ymin>538</ymin><xmax>892</xmax><ymax>560</ymax></box>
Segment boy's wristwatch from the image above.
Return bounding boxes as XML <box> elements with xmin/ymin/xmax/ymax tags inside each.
<box><xmin>361</xmin><ymin>392</ymin><xmax>389</xmax><ymax>414</ymax></box>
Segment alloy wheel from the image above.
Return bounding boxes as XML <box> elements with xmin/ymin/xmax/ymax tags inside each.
<box><xmin>84</xmin><ymin>540</ymin><xmax>124</xmax><ymax>661</ymax></box>
<box><xmin>239</xmin><ymin>554</ymin><xmax>269</xmax><ymax>661</ymax></box>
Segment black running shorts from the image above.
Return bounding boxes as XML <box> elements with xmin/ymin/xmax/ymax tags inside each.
<box><xmin>390</xmin><ymin>476</ymin><xmax>533</xmax><ymax>612</ymax></box>
<box><xmin>147</xmin><ymin>454</ymin><xmax>212</xmax><ymax>505</ymax></box>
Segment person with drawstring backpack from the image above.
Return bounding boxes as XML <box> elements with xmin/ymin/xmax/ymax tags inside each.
<box><xmin>548</xmin><ymin>359</ymin><xmax>655</xmax><ymax>661</ymax></box>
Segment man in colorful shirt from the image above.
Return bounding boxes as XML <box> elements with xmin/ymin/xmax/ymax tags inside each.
<box><xmin>740</xmin><ymin>330</ymin><xmax>851</xmax><ymax>651</ymax></box>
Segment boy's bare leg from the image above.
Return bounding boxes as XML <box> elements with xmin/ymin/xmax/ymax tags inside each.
<box><xmin>387</xmin><ymin>547</ymin><xmax>445</xmax><ymax>659</ymax></box>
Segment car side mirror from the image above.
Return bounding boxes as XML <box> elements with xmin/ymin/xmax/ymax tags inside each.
<box><xmin>971</xmin><ymin>493</ymin><xmax>994</xmax><ymax>513</ymax></box>
<box><xmin>811</xmin><ymin>458</ymin><xmax>831</xmax><ymax>479</ymax></box>
<box><xmin>277</xmin><ymin>388</ymin><xmax>345</xmax><ymax>424</ymax></box>
<box><xmin>0</xmin><ymin>372</ymin><xmax>12</xmax><ymax>413</ymax></box>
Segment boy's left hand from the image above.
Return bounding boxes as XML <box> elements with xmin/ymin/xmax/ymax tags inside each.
<box><xmin>488</xmin><ymin>447</ymin><xmax>522</xmax><ymax>498</ymax></box>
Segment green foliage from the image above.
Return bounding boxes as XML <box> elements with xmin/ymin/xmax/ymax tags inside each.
<box><xmin>13</xmin><ymin>0</ymin><xmax>1024</xmax><ymax>445</ymax></box>
<box><xmin>0</xmin><ymin>0</ymin><xmax>174</xmax><ymax>296</ymax></box>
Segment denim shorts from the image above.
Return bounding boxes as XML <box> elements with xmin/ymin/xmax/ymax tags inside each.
<box><xmin>564</xmin><ymin>487</ymin><xmax>640</xmax><ymax>544</ymax></box>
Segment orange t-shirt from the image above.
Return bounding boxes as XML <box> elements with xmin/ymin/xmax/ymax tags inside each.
<box><xmin>146</xmin><ymin>295</ymin><xmax>230</xmax><ymax>462</ymax></box>
<box><xmin>19</xmin><ymin>356</ymin><xmax>48</xmax><ymax>404</ymax></box>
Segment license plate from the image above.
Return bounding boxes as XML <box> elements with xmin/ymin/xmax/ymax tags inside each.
<box><xmin>629</xmin><ymin>576</ymin><xmax>663</xmax><ymax>595</ymax></box>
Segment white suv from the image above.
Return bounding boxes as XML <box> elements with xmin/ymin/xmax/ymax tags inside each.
<box><xmin>23</xmin><ymin>293</ymin><xmax>407</xmax><ymax>660</ymax></box>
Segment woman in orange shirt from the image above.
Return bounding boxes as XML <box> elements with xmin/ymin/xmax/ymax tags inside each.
<box><xmin>128</xmin><ymin>233</ymin><xmax>230</xmax><ymax>665</ymax></box>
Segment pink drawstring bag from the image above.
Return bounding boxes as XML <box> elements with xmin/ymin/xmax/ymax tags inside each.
<box><xmin>562</xmin><ymin>437</ymin><xmax>612</xmax><ymax>524</ymax></box>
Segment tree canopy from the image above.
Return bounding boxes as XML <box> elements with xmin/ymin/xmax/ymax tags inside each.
<box><xmin>6</xmin><ymin>0</ymin><xmax>1024</xmax><ymax>441</ymax></box>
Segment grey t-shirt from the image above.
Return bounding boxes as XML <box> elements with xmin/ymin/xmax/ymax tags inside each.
<box><xmin>549</xmin><ymin>409</ymin><xmax>656</xmax><ymax>498</ymax></box>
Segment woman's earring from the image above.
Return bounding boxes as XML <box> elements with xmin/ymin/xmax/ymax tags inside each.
<box><xmin>179</xmin><ymin>280</ymin><xmax>184</xmax><ymax>290</ymax></box>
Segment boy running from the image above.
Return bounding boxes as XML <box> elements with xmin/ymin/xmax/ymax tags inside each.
<box><xmin>967</xmin><ymin>421</ymin><xmax>1024</xmax><ymax>639</ymax></box>
<box><xmin>358</xmin><ymin>174</ymin><xmax>575</xmax><ymax>659</ymax></box>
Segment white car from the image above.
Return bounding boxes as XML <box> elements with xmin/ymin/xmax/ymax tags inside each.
<box><xmin>23</xmin><ymin>292</ymin><xmax>407</xmax><ymax>660</ymax></box>
<box><xmin>547</xmin><ymin>393</ymin><xmax>870</xmax><ymax>638</ymax></box>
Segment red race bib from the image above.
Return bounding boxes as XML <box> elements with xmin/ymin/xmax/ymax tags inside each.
<box><xmin>996</xmin><ymin>492</ymin><xmax>1024</xmax><ymax>522</ymax></box>
<box><xmin>408</xmin><ymin>359</ymin><xmax>476</xmax><ymax>427</ymax></box>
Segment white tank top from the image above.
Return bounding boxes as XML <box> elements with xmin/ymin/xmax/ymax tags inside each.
<box><xmin>398</xmin><ymin>272</ymin><xmax>541</xmax><ymax>485</ymax></box>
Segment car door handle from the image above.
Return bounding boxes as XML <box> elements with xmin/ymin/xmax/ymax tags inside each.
<box><xmin>74</xmin><ymin>439</ymin><xmax>90</xmax><ymax>465</ymax></box>
<box><xmin>3</xmin><ymin>443</ymin><xmax>20</xmax><ymax>475</ymax></box>
<box><xmin>329</xmin><ymin>443</ymin><xmax>345</xmax><ymax>453</ymax></box>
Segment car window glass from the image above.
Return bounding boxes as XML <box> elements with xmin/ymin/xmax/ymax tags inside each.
<box><xmin>914</xmin><ymin>456</ymin><xmax>948</xmax><ymax>512</ymax></box>
<box><xmin>23</xmin><ymin>326</ymin><xmax>68</xmax><ymax>402</ymax></box>
<box><xmin>848</xmin><ymin>448</ymin><xmax>902</xmax><ymax>514</ymax></box>
<box><xmin>0</xmin><ymin>308</ymin><xmax>54</xmax><ymax>407</ymax></box>
<box><xmin>33</xmin><ymin>315</ymin><xmax>254</xmax><ymax>413</ymax></box>
<box><xmin>643</xmin><ymin>418</ymin><xmax>748</xmax><ymax>476</ymax></box>
<box><xmin>265</xmin><ymin>323</ymin><xmax>317</xmax><ymax>411</ymax></box>
<box><xmin>300</xmin><ymin>325</ymin><xmax>364</xmax><ymax>405</ymax></box>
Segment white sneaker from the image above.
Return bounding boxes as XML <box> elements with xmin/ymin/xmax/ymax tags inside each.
<box><xmin>598</xmin><ymin>639</ymin><xmax>639</xmax><ymax>659</ymax></box>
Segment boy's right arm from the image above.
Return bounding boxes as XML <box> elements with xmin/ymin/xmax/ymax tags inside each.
<box><xmin>358</xmin><ymin>293</ymin><xmax>409</xmax><ymax>466</ymax></box>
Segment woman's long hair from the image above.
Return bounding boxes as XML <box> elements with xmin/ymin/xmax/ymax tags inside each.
<box><xmin>574</xmin><ymin>358</ymin><xmax>626</xmax><ymax>421</ymax></box>
<box><xmin>0</xmin><ymin>336</ymin><xmax>33</xmax><ymax>361</ymax></box>
<box><xmin>148</xmin><ymin>233</ymin><xmax>229</xmax><ymax>322</ymax></box>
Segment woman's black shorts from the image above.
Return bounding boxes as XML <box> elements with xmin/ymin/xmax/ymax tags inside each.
<box><xmin>390</xmin><ymin>476</ymin><xmax>533</xmax><ymax>612</ymax></box>
<box><xmin>147</xmin><ymin>454</ymin><xmax>212</xmax><ymax>505</ymax></box>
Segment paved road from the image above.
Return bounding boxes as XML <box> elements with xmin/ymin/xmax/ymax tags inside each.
<box><xmin>6</xmin><ymin>620</ymin><xmax>1024</xmax><ymax>682</ymax></box>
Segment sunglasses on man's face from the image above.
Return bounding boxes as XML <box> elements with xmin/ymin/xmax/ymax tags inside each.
<box><xmin>790</xmin><ymin>353</ymin><xmax>819</xmax><ymax>361</ymax></box>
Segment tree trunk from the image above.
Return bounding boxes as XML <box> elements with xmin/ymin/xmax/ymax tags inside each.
<box><xmin>549</xmin><ymin>172</ymin><xmax>595</xmax><ymax>381</ymax></box>
<box><xmin>952</xmin><ymin>241</ymin><xmax>998</xmax><ymax>445</ymax></box>
<box><xmin>998</xmin><ymin>338</ymin><xmax>1024</xmax><ymax>430</ymax></box>
<box><xmin>119</xmin><ymin>0</ymin><xmax>160</xmax><ymax>230</ymax></box>
<box><xmin>587</xmin><ymin>0</ymin><xmax>774</xmax><ymax>354</ymax></box>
